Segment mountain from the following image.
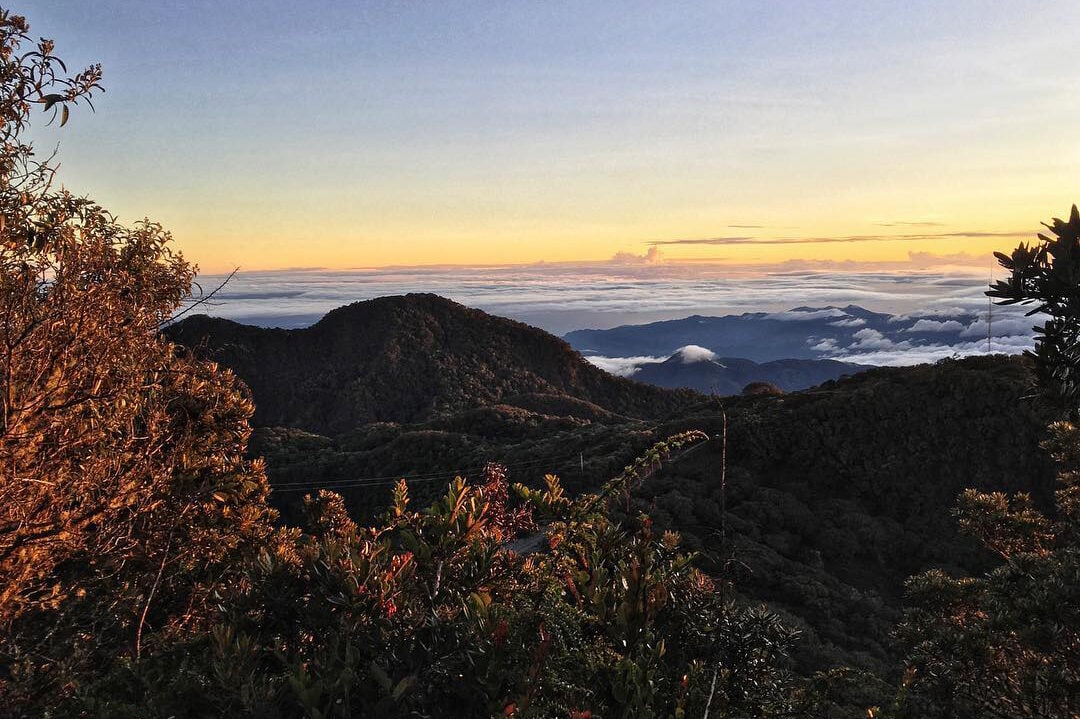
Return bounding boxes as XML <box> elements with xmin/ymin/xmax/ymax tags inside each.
<box><xmin>251</xmin><ymin>354</ymin><xmax>1053</xmax><ymax>676</ymax></box>
<box><xmin>564</xmin><ymin>304</ymin><xmax>1017</xmax><ymax>363</ymax></box>
<box><xmin>627</xmin><ymin>355</ymin><xmax>1054</xmax><ymax>674</ymax></box>
<box><xmin>164</xmin><ymin>294</ymin><xmax>700</xmax><ymax>435</ymax></box>
<box><xmin>629</xmin><ymin>345</ymin><xmax>869</xmax><ymax>394</ymax></box>
<box><xmin>167</xmin><ymin>296</ymin><xmax>1054</xmax><ymax>677</ymax></box>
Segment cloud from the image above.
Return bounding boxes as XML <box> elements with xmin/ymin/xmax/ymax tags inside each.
<box><xmin>875</xmin><ymin>221</ymin><xmax>945</xmax><ymax>227</ymax></box>
<box><xmin>831</xmin><ymin>335</ymin><xmax>1035</xmax><ymax>367</ymax></box>
<box><xmin>960</xmin><ymin>315</ymin><xmax>1039</xmax><ymax>338</ymax></box>
<box><xmin>810</xmin><ymin>338</ymin><xmax>839</xmax><ymax>351</ymax></box>
<box><xmin>905</xmin><ymin>319</ymin><xmax>965</xmax><ymax>332</ymax></box>
<box><xmin>906</xmin><ymin>251</ymin><xmax>988</xmax><ymax>267</ymax></box>
<box><xmin>191</xmin><ymin>259</ymin><xmax>1005</xmax><ymax>336</ymax></box>
<box><xmin>765</xmin><ymin>308</ymin><xmax>849</xmax><ymax>321</ymax></box>
<box><xmin>649</xmin><ymin>230</ymin><xmax>1030</xmax><ymax>247</ymax></box>
<box><xmin>584</xmin><ymin>355</ymin><xmax>664</xmax><ymax>377</ymax></box>
<box><xmin>675</xmin><ymin>345</ymin><xmax>719</xmax><ymax>364</ymax></box>
<box><xmin>830</xmin><ymin>317</ymin><xmax>866</xmax><ymax>327</ymax></box>
<box><xmin>610</xmin><ymin>247</ymin><xmax>663</xmax><ymax>265</ymax></box>
<box><xmin>850</xmin><ymin>328</ymin><xmax>893</xmax><ymax>349</ymax></box>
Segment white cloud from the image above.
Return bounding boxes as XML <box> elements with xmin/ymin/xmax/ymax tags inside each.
<box><xmin>584</xmin><ymin>355</ymin><xmax>664</xmax><ymax>377</ymax></box>
<box><xmin>905</xmin><ymin>319</ymin><xmax>965</xmax><ymax>332</ymax></box>
<box><xmin>830</xmin><ymin>317</ymin><xmax>866</xmax><ymax>327</ymax></box>
<box><xmin>675</xmin><ymin>345</ymin><xmax>720</xmax><ymax>364</ymax></box>
<box><xmin>960</xmin><ymin>315</ymin><xmax>1039</xmax><ymax>338</ymax></box>
<box><xmin>810</xmin><ymin>338</ymin><xmax>838</xmax><ymax>352</ymax></box>
<box><xmin>609</xmin><ymin>247</ymin><xmax>663</xmax><ymax>265</ymax></box>
<box><xmin>765</xmin><ymin>308</ymin><xmax>849</xmax><ymax>321</ymax></box>
<box><xmin>192</xmin><ymin>261</ymin><xmax>1008</xmax><ymax>336</ymax></box>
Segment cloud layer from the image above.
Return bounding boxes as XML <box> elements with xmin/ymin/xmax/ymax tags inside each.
<box><xmin>188</xmin><ymin>254</ymin><xmax>1034</xmax><ymax>368</ymax></box>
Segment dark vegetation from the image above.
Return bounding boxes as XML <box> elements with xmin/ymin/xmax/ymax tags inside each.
<box><xmin>1</xmin><ymin>9</ymin><xmax>1077</xmax><ymax>718</ymax></box>
<box><xmin>165</xmin><ymin>295</ymin><xmax>699</xmax><ymax>434</ymax></box>
<box><xmin>250</xmin><ymin>353</ymin><xmax>1056</xmax><ymax>682</ymax></box>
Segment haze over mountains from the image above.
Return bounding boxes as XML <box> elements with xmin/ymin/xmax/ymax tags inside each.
<box><xmin>193</xmin><ymin>262</ymin><xmax>1012</xmax><ymax>336</ymax></box>
<box><xmin>627</xmin><ymin>347</ymin><xmax>869</xmax><ymax>395</ymax></box>
<box><xmin>568</xmin><ymin>303</ymin><xmax>1035</xmax><ymax>369</ymax></box>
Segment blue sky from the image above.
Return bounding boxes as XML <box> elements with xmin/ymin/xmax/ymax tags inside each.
<box><xmin>26</xmin><ymin>1</ymin><xmax>1080</xmax><ymax>272</ymax></box>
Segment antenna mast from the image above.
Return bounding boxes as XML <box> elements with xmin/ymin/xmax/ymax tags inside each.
<box><xmin>987</xmin><ymin>261</ymin><xmax>993</xmax><ymax>354</ymax></box>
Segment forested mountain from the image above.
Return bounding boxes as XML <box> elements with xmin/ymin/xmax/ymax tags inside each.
<box><xmin>564</xmin><ymin>304</ymin><xmax>1009</xmax><ymax>362</ymax></box>
<box><xmin>165</xmin><ymin>294</ymin><xmax>699</xmax><ymax>434</ymax></box>
<box><xmin>252</xmin><ymin>352</ymin><xmax>1054</xmax><ymax>677</ymax></box>
<box><xmin>166</xmin><ymin>295</ymin><xmax>1053</xmax><ymax>678</ymax></box>
<box><xmin>629</xmin><ymin>346</ymin><xmax>869</xmax><ymax>394</ymax></box>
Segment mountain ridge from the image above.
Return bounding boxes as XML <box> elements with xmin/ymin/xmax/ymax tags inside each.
<box><xmin>627</xmin><ymin>348</ymin><xmax>870</xmax><ymax>394</ymax></box>
<box><xmin>165</xmin><ymin>294</ymin><xmax>702</xmax><ymax>434</ymax></box>
<box><xmin>564</xmin><ymin>303</ymin><xmax>1024</xmax><ymax>363</ymax></box>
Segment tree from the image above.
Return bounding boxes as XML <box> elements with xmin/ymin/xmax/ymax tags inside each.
<box><xmin>887</xmin><ymin>210</ymin><xmax>1080</xmax><ymax>718</ymax></box>
<box><xmin>0</xmin><ymin>8</ymin><xmax>274</xmax><ymax>712</ymax></box>
<box><xmin>80</xmin><ymin>439</ymin><xmax>799</xmax><ymax>718</ymax></box>
<box><xmin>989</xmin><ymin>205</ymin><xmax>1080</xmax><ymax>413</ymax></box>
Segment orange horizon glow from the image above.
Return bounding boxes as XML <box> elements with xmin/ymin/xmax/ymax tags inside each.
<box><xmin>28</xmin><ymin>2</ymin><xmax>1079</xmax><ymax>276</ymax></box>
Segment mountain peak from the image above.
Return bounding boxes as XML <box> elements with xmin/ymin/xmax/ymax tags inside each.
<box><xmin>671</xmin><ymin>345</ymin><xmax>723</xmax><ymax>365</ymax></box>
<box><xmin>166</xmin><ymin>295</ymin><xmax>699</xmax><ymax>434</ymax></box>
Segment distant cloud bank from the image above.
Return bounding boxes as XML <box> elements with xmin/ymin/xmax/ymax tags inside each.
<box><xmin>188</xmin><ymin>253</ymin><xmax>1033</xmax><ymax>367</ymax></box>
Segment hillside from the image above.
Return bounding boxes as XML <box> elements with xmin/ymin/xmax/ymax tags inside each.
<box><xmin>249</xmin><ymin>350</ymin><xmax>1054</xmax><ymax>676</ymax></box>
<box><xmin>629</xmin><ymin>355</ymin><xmax>1055</xmax><ymax>673</ymax></box>
<box><xmin>165</xmin><ymin>294</ymin><xmax>700</xmax><ymax>434</ymax></box>
<box><xmin>165</xmin><ymin>298</ymin><xmax>1056</xmax><ymax>677</ymax></box>
<box><xmin>629</xmin><ymin>346</ymin><xmax>869</xmax><ymax>394</ymax></box>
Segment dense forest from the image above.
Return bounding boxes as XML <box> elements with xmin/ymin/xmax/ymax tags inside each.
<box><xmin>1</xmin><ymin>9</ymin><xmax>1078</xmax><ymax>718</ymax></box>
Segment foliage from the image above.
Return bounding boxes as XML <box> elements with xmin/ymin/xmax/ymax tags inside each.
<box><xmin>892</xmin><ymin>421</ymin><xmax>1080</xmax><ymax>718</ymax></box>
<box><xmin>879</xmin><ymin>213</ymin><xmax>1080</xmax><ymax>717</ymax></box>
<box><xmin>56</xmin><ymin>439</ymin><xmax>798</xmax><ymax>718</ymax></box>
<box><xmin>0</xmin><ymin>9</ymin><xmax>274</xmax><ymax>714</ymax></box>
<box><xmin>989</xmin><ymin>205</ymin><xmax>1080</xmax><ymax>412</ymax></box>
<box><xmin>742</xmin><ymin>381</ymin><xmax>784</xmax><ymax>396</ymax></box>
<box><xmin>254</xmin><ymin>355</ymin><xmax>1054</xmax><ymax>684</ymax></box>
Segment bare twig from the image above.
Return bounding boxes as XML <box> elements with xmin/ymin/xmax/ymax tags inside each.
<box><xmin>161</xmin><ymin>267</ymin><xmax>239</xmax><ymax>328</ymax></box>
<box><xmin>135</xmin><ymin>527</ymin><xmax>174</xmax><ymax>660</ymax></box>
<box><xmin>703</xmin><ymin>665</ymin><xmax>719</xmax><ymax>719</ymax></box>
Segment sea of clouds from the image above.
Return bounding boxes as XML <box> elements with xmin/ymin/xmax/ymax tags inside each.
<box><xmin>189</xmin><ymin>253</ymin><xmax>1036</xmax><ymax>368</ymax></box>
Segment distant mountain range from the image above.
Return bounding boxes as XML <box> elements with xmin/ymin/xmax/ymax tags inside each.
<box><xmin>164</xmin><ymin>294</ymin><xmax>700</xmax><ymax>435</ymax></box>
<box><xmin>630</xmin><ymin>346</ymin><xmax>869</xmax><ymax>394</ymax></box>
<box><xmin>564</xmin><ymin>304</ymin><xmax>1028</xmax><ymax>364</ymax></box>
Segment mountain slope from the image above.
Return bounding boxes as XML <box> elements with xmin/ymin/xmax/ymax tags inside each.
<box><xmin>251</xmin><ymin>354</ymin><xmax>1054</xmax><ymax>676</ymax></box>
<box><xmin>165</xmin><ymin>294</ymin><xmax>700</xmax><ymax>434</ymax></box>
<box><xmin>629</xmin><ymin>346</ymin><xmax>869</xmax><ymax>394</ymax></box>
<box><xmin>564</xmin><ymin>304</ymin><xmax>1023</xmax><ymax>363</ymax></box>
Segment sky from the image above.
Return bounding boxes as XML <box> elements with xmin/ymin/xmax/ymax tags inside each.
<box><xmin>27</xmin><ymin>1</ymin><xmax>1080</xmax><ymax>274</ymax></box>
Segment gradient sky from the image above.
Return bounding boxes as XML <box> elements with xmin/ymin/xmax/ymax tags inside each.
<box><xmin>27</xmin><ymin>1</ymin><xmax>1080</xmax><ymax>273</ymax></box>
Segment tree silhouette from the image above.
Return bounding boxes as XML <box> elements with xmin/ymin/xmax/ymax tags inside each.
<box><xmin>989</xmin><ymin>205</ymin><xmax>1080</xmax><ymax>413</ymax></box>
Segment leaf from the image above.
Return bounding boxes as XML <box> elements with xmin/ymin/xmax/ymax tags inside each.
<box><xmin>41</xmin><ymin>93</ymin><xmax>64</xmax><ymax>111</ymax></box>
<box><xmin>369</xmin><ymin>661</ymin><xmax>392</xmax><ymax>692</ymax></box>
<box><xmin>392</xmin><ymin>674</ymin><xmax>416</xmax><ymax>700</ymax></box>
<box><xmin>60</xmin><ymin>104</ymin><xmax>69</xmax><ymax>127</ymax></box>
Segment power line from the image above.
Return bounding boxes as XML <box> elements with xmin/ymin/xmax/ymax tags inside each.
<box><xmin>266</xmin><ymin>414</ymin><xmax>729</xmax><ymax>496</ymax></box>
<box><xmin>271</xmin><ymin>456</ymin><xmax>587</xmax><ymax>494</ymax></box>
<box><xmin>270</xmin><ymin>454</ymin><xmax>563</xmax><ymax>489</ymax></box>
